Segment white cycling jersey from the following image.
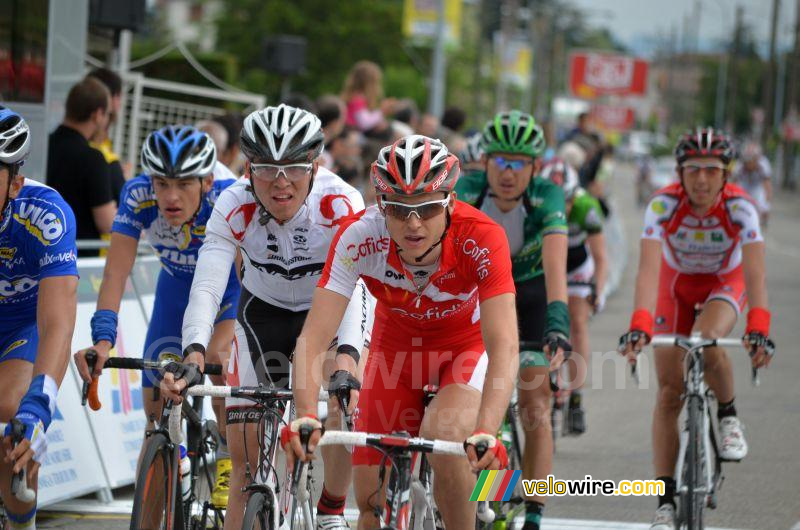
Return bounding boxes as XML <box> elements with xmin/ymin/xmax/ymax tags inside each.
<box><xmin>182</xmin><ymin>167</ymin><xmax>367</xmax><ymax>351</ymax></box>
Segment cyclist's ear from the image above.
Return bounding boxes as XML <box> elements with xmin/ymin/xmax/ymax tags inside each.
<box><xmin>245</xmin><ymin>159</ymin><xmax>252</xmax><ymax>179</ymax></box>
<box><xmin>201</xmin><ymin>175</ymin><xmax>214</xmax><ymax>192</ymax></box>
<box><xmin>447</xmin><ymin>192</ymin><xmax>456</xmax><ymax>212</ymax></box>
<box><xmin>533</xmin><ymin>157</ymin><xmax>543</xmax><ymax>174</ymax></box>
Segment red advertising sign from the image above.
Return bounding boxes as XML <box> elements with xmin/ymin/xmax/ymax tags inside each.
<box><xmin>590</xmin><ymin>105</ymin><xmax>636</xmax><ymax>132</ymax></box>
<box><xmin>569</xmin><ymin>52</ymin><xmax>648</xmax><ymax>98</ymax></box>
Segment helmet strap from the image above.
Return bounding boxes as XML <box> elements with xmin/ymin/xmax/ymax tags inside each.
<box><xmin>0</xmin><ymin>163</ymin><xmax>19</xmax><ymax>227</ymax></box>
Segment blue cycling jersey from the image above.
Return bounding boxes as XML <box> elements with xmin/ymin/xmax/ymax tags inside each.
<box><xmin>0</xmin><ymin>179</ymin><xmax>78</xmax><ymax>329</ymax></box>
<box><xmin>112</xmin><ymin>175</ymin><xmax>236</xmax><ymax>278</ymax></box>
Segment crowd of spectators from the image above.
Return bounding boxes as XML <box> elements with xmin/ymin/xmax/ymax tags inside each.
<box><xmin>44</xmin><ymin>60</ymin><xmax>482</xmax><ymax>250</ymax></box>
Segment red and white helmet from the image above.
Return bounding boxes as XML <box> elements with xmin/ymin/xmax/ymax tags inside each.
<box><xmin>541</xmin><ymin>157</ymin><xmax>579</xmax><ymax>200</ymax></box>
<box><xmin>372</xmin><ymin>135</ymin><xmax>460</xmax><ymax>196</ymax></box>
<box><xmin>675</xmin><ymin>127</ymin><xmax>734</xmax><ymax>165</ymax></box>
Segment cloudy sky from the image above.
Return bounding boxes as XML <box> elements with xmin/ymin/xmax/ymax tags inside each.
<box><xmin>570</xmin><ymin>0</ymin><xmax>798</xmax><ymax>57</ymax></box>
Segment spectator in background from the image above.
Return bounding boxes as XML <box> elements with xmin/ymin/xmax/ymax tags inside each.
<box><xmin>441</xmin><ymin>105</ymin><xmax>466</xmax><ymax>134</ymax></box>
<box><xmin>327</xmin><ymin>127</ymin><xmax>363</xmax><ymax>184</ymax></box>
<box><xmin>47</xmin><ymin>77</ymin><xmax>113</xmax><ymax>256</ymax></box>
<box><xmin>196</xmin><ymin>119</ymin><xmax>239</xmax><ymax>181</ymax></box>
<box><xmin>419</xmin><ymin>113</ymin><xmax>441</xmax><ymax>139</ymax></box>
<box><xmin>212</xmin><ymin>113</ymin><xmax>244</xmax><ymax>174</ymax></box>
<box><xmin>282</xmin><ymin>92</ymin><xmax>317</xmax><ymax>114</ymax></box>
<box><xmin>86</xmin><ymin>68</ymin><xmax>127</xmax><ymax>203</ymax></box>
<box><xmin>316</xmin><ymin>94</ymin><xmax>347</xmax><ymax>169</ymax></box>
<box><xmin>440</xmin><ymin>106</ymin><xmax>467</xmax><ymax>153</ymax></box>
<box><xmin>392</xmin><ymin>98</ymin><xmax>420</xmax><ymax>132</ymax></box>
<box><xmin>733</xmin><ymin>141</ymin><xmax>773</xmax><ymax>227</ymax></box>
<box><xmin>341</xmin><ymin>60</ymin><xmax>395</xmax><ymax>140</ymax></box>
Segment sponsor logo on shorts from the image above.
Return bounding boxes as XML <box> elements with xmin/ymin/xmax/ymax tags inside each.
<box><xmin>227</xmin><ymin>407</ymin><xmax>264</xmax><ymax>424</ymax></box>
<box><xmin>1</xmin><ymin>339</ymin><xmax>28</xmax><ymax>357</ymax></box>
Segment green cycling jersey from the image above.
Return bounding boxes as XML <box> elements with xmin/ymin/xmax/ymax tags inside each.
<box><xmin>568</xmin><ymin>188</ymin><xmax>604</xmax><ymax>248</ymax></box>
<box><xmin>455</xmin><ymin>170</ymin><xmax>568</xmax><ymax>282</ymax></box>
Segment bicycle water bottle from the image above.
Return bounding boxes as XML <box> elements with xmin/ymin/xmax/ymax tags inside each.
<box><xmin>179</xmin><ymin>445</ymin><xmax>191</xmax><ymax>501</ymax></box>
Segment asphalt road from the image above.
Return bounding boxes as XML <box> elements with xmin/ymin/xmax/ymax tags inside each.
<box><xmin>40</xmin><ymin>163</ymin><xmax>800</xmax><ymax>529</ymax></box>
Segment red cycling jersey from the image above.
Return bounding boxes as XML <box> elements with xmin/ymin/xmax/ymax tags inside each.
<box><xmin>319</xmin><ymin>201</ymin><xmax>515</xmax><ymax>464</ymax></box>
<box><xmin>642</xmin><ymin>183</ymin><xmax>763</xmax><ymax>335</ymax></box>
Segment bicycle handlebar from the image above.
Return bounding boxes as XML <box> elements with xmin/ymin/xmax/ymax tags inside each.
<box><xmin>8</xmin><ymin>419</ymin><xmax>36</xmax><ymax>504</ymax></box>
<box><xmin>317</xmin><ymin>430</ymin><xmax>466</xmax><ymax>457</ymax></box>
<box><xmin>81</xmin><ymin>350</ymin><xmax>223</xmax><ymax>410</ymax></box>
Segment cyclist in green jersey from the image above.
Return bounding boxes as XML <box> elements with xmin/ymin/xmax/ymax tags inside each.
<box><xmin>542</xmin><ymin>158</ymin><xmax>608</xmax><ymax>436</ymax></box>
<box><xmin>455</xmin><ymin>110</ymin><xmax>569</xmax><ymax>530</ymax></box>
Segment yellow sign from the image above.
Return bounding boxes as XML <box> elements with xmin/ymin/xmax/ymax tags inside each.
<box><xmin>494</xmin><ymin>33</ymin><xmax>532</xmax><ymax>89</ymax></box>
<box><xmin>403</xmin><ymin>0</ymin><xmax>462</xmax><ymax>45</ymax></box>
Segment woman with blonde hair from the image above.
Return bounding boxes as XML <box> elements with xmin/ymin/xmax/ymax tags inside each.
<box><xmin>341</xmin><ymin>60</ymin><xmax>394</xmax><ymax>139</ymax></box>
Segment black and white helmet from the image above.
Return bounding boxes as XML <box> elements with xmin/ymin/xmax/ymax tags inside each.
<box><xmin>240</xmin><ymin>104</ymin><xmax>324</xmax><ymax>162</ymax></box>
<box><xmin>459</xmin><ymin>133</ymin><xmax>484</xmax><ymax>165</ymax></box>
<box><xmin>140</xmin><ymin>125</ymin><xmax>216</xmax><ymax>178</ymax></box>
<box><xmin>0</xmin><ymin>105</ymin><xmax>31</xmax><ymax>166</ymax></box>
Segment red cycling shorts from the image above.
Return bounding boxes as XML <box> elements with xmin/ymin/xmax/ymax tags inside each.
<box><xmin>352</xmin><ymin>308</ymin><xmax>487</xmax><ymax>466</ymax></box>
<box><xmin>655</xmin><ymin>262</ymin><xmax>747</xmax><ymax>336</ymax></box>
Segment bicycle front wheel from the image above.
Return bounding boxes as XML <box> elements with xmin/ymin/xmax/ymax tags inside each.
<box><xmin>131</xmin><ymin>432</ymin><xmax>182</xmax><ymax>530</ymax></box>
<box><xmin>242</xmin><ymin>490</ymin><xmax>276</xmax><ymax>530</ymax></box>
<box><xmin>681</xmin><ymin>396</ymin><xmax>706</xmax><ymax>530</ymax></box>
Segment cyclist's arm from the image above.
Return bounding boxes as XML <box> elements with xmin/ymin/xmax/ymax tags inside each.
<box><xmin>587</xmin><ymin>231</ymin><xmax>608</xmax><ymax>297</ymax></box>
<box><xmin>96</xmin><ymin>232</ymin><xmax>138</xmax><ymax>314</ymax></box>
<box><xmin>763</xmin><ymin>178</ymin><xmax>773</xmax><ymax>203</ymax></box>
<box><xmin>35</xmin><ymin>276</ymin><xmax>78</xmax><ymax>385</ymax></box>
<box><xmin>542</xmin><ymin>233</ymin><xmax>568</xmax><ymax>304</ymax></box>
<box><xmin>293</xmin><ymin>287</ymin><xmax>351</xmax><ymax>417</ymax></box>
<box><xmin>475</xmin><ymin>292</ymin><xmax>519</xmax><ymax>434</ymax></box>
<box><xmin>742</xmin><ymin>242</ymin><xmax>768</xmax><ymax>309</ymax></box>
<box><xmin>181</xmin><ymin>231</ymin><xmax>237</xmax><ymax>367</ymax></box>
<box><xmin>633</xmin><ymin>239</ymin><xmax>662</xmax><ymax>312</ymax></box>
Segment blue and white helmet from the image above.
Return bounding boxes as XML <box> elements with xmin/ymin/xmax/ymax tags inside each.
<box><xmin>0</xmin><ymin>105</ymin><xmax>31</xmax><ymax>166</ymax></box>
<box><xmin>141</xmin><ymin>125</ymin><xmax>217</xmax><ymax>178</ymax></box>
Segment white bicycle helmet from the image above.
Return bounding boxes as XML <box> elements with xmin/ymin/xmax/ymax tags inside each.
<box><xmin>0</xmin><ymin>105</ymin><xmax>31</xmax><ymax>166</ymax></box>
<box><xmin>240</xmin><ymin>104</ymin><xmax>324</xmax><ymax>162</ymax></box>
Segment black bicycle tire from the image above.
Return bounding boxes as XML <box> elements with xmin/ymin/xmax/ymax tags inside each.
<box><xmin>131</xmin><ymin>432</ymin><xmax>181</xmax><ymax>530</ymax></box>
<box><xmin>683</xmin><ymin>395</ymin><xmax>705</xmax><ymax>530</ymax></box>
<box><xmin>241</xmin><ymin>490</ymin><xmax>275</xmax><ymax>530</ymax></box>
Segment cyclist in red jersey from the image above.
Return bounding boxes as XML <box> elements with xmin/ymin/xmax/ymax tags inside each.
<box><xmin>619</xmin><ymin>128</ymin><xmax>775</xmax><ymax>530</ymax></box>
<box><xmin>284</xmin><ymin>136</ymin><xmax>519</xmax><ymax>529</ymax></box>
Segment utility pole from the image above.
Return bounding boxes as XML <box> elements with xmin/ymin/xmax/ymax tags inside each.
<box><xmin>496</xmin><ymin>0</ymin><xmax>519</xmax><ymax>111</ymax></box>
<box><xmin>726</xmin><ymin>5</ymin><xmax>744</xmax><ymax>132</ymax></box>
<box><xmin>782</xmin><ymin>0</ymin><xmax>800</xmax><ymax>188</ymax></box>
<box><xmin>428</xmin><ymin>0</ymin><xmax>447</xmax><ymax>118</ymax></box>
<box><xmin>473</xmin><ymin>0</ymin><xmax>486</xmax><ymax>126</ymax></box>
<box><xmin>762</xmin><ymin>0</ymin><xmax>781</xmax><ymax>141</ymax></box>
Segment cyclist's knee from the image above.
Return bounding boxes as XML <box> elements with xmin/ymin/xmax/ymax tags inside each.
<box><xmin>656</xmin><ymin>384</ymin><xmax>683</xmax><ymax>413</ymax></box>
<box><xmin>353</xmin><ymin>466</ymin><xmax>382</xmax><ymax>517</ymax></box>
<box><xmin>518</xmin><ymin>393</ymin><xmax>550</xmax><ymax>431</ymax></box>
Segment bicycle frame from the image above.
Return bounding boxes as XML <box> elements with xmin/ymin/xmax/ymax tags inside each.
<box><xmin>649</xmin><ymin>335</ymin><xmax>747</xmax><ymax>529</ymax></box>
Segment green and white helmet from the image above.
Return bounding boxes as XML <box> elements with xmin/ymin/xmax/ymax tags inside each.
<box><xmin>481</xmin><ymin>110</ymin><xmax>546</xmax><ymax>158</ymax></box>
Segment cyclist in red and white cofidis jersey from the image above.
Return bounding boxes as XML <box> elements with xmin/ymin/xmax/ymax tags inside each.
<box><xmin>619</xmin><ymin>128</ymin><xmax>774</xmax><ymax>530</ymax></box>
<box><xmin>285</xmin><ymin>135</ymin><xmax>519</xmax><ymax>529</ymax></box>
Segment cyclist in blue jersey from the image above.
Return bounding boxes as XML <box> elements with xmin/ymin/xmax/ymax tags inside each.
<box><xmin>73</xmin><ymin>125</ymin><xmax>240</xmax><ymax>509</ymax></box>
<box><xmin>0</xmin><ymin>105</ymin><xmax>79</xmax><ymax>530</ymax></box>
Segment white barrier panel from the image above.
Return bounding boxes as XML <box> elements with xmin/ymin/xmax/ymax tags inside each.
<box><xmin>66</xmin><ymin>257</ymin><xmax>159</xmax><ymax>490</ymax></box>
<box><xmin>37</xmin><ymin>365</ymin><xmax>108</xmax><ymax>506</ymax></box>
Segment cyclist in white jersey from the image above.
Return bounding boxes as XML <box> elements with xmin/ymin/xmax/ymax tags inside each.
<box><xmin>161</xmin><ymin>105</ymin><xmax>373</xmax><ymax>530</ymax></box>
